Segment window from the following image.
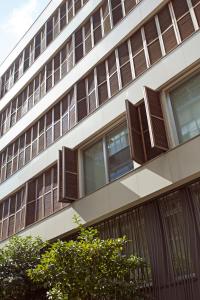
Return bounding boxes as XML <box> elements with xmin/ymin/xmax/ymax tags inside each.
<box><xmin>75</xmin><ymin>28</ymin><xmax>83</xmax><ymax>63</ymax></box>
<box><xmin>47</xmin><ymin>18</ymin><xmax>53</xmax><ymax>46</ymax></box>
<box><xmin>106</xmin><ymin>125</ymin><xmax>133</xmax><ymax>180</ymax></box>
<box><xmin>110</xmin><ymin>0</ymin><xmax>123</xmax><ymax>26</ymax></box>
<box><xmin>92</xmin><ymin>9</ymin><xmax>102</xmax><ymax>45</ymax></box>
<box><xmin>83</xmin><ymin>124</ymin><xmax>133</xmax><ymax>195</ymax></box>
<box><xmin>35</xmin><ymin>32</ymin><xmax>41</xmax><ymax>59</ymax></box>
<box><xmin>26</xmin><ymin>165</ymin><xmax>60</xmax><ymax>226</ymax></box>
<box><xmin>60</xmin><ymin>2</ymin><xmax>66</xmax><ymax>30</ymax></box>
<box><xmin>84</xmin><ymin>140</ymin><xmax>106</xmax><ymax>195</ymax></box>
<box><xmin>118</xmin><ymin>41</ymin><xmax>133</xmax><ymax>86</ymax></box>
<box><xmin>0</xmin><ymin>188</ymin><xmax>26</xmax><ymax>240</ymax></box>
<box><xmin>144</xmin><ymin>17</ymin><xmax>162</xmax><ymax>65</ymax></box>
<box><xmin>170</xmin><ymin>72</ymin><xmax>200</xmax><ymax>143</ymax></box>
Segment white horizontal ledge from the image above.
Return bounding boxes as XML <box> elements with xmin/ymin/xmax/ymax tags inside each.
<box><xmin>1</xmin><ymin>29</ymin><xmax>200</xmax><ymax>200</ymax></box>
<box><xmin>0</xmin><ymin>0</ymin><xmax>167</xmax><ymax>149</ymax></box>
<box><xmin>2</xmin><ymin>132</ymin><xmax>200</xmax><ymax>245</ymax></box>
<box><xmin>0</xmin><ymin>0</ymin><xmax>102</xmax><ymax>111</ymax></box>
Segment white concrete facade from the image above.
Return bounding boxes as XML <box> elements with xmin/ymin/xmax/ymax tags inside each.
<box><xmin>1</xmin><ymin>0</ymin><xmax>200</xmax><ymax>247</ymax></box>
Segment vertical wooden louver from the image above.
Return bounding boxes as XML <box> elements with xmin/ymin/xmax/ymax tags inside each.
<box><xmin>58</xmin><ymin>149</ymin><xmax>63</xmax><ymax>202</ymax></box>
<box><xmin>125</xmin><ymin>100</ymin><xmax>146</xmax><ymax>164</ymax></box>
<box><xmin>126</xmin><ymin>88</ymin><xmax>168</xmax><ymax>165</ymax></box>
<box><xmin>58</xmin><ymin>147</ymin><xmax>78</xmax><ymax>203</ymax></box>
<box><xmin>143</xmin><ymin>86</ymin><xmax>168</xmax><ymax>150</ymax></box>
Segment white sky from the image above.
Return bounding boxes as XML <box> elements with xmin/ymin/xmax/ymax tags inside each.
<box><xmin>0</xmin><ymin>0</ymin><xmax>50</xmax><ymax>65</ymax></box>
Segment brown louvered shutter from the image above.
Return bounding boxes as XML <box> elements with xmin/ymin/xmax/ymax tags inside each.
<box><xmin>172</xmin><ymin>0</ymin><xmax>194</xmax><ymax>41</ymax></box>
<box><xmin>26</xmin><ymin>181</ymin><xmax>36</xmax><ymax>226</ymax></box>
<box><xmin>57</xmin><ymin>150</ymin><xmax>63</xmax><ymax>202</ymax></box>
<box><xmin>143</xmin><ymin>86</ymin><xmax>168</xmax><ymax>151</ymax></box>
<box><xmin>144</xmin><ymin>18</ymin><xmax>162</xmax><ymax>65</ymax></box>
<box><xmin>130</xmin><ymin>30</ymin><xmax>147</xmax><ymax>76</ymax></box>
<box><xmin>158</xmin><ymin>6</ymin><xmax>177</xmax><ymax>54</ymax></box>
<box><xmin>77</xmin><ymin>79</ymin><xmax>87</xmax><ymax>121</ymax></box>
<box><xmin>194</xmin><ymin>3</ymin><xmax>200</xmax><ymax>26</ymax></box>
<box><xmin>62</xmin><ymin>147</ymin><xmax>78</xmax><ymax>202</ymax></box>
<box><xmin>84</xmin><ymin>20</ymin><xmax>92</xmax><ymax>54</ymax></box>
<box><xmin>102</xmin><ymin>1</ymin><xmax>111</xmax><ymax>34</ymax></box>
<box><xmin>138</xmin><ymin>101</ymin><xmax>163</xmax><ymax>161</ymax></box>
<box><xmin>125</xmin><ymin>100</ymin><xmax>146</xmax><ymax>164</ymax></box>
<box><xmin>124</xmin><ymin>0</ymin><xmax>136</xmax><ymax>14</ymax></box>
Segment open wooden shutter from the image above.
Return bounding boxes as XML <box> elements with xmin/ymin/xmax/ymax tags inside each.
<box><xmin>57</xmin><ymin>150</ymin><xmax>63</xmax><ymax>202</ymax></box>
<box><xmin>138</xmin><ymin>101</ymin><xmax>163</xmax><ymax>161</ymax></box>
<box><xmin>61</xmin><ymin>147</ymin><xmax>78</xmax><ymax>203</ymax></box>
<box><xmin>125</xmin><ymin>100</ymin><xmax>146</xmax><ymax>164</ymax></box>
<box><xmin>143</xmin><ymin>86</ymin><xmax>168</xmax><ymax>151</ymax></box>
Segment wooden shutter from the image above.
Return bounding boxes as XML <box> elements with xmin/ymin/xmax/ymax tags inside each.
<box><xmin>125</xmin><ymin>100</ymin><xmax>146</xmax><ymax>164</ymax></box>
<box><xmin>143</xmin><ymin>86</ymin><xmax>168</xmax><ymax>151</ymax></box>
<box><xmin>60</xmin><ymin>147</ymin><xmax>78</xmax><ymax>203</ymax></box>
<box><xmin>57</xmin><ymin>150</ymin><xmax>63</xmax><ymax>202</ymax></box>
<box><xmin>139</xmin><ymin>101</ymin><xmax>163</xmax><ymax>161</ymax></box>
<box><xmin>25</xmin><ymin>181</ymin><xmax>36</xmax><ymax>226</ymax></box>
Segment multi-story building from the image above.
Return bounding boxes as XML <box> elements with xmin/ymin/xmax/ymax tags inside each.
<box><xmin>0</xmin><ymin>0</ymin><xmax>200</xmax><ymax>298</ymax></box>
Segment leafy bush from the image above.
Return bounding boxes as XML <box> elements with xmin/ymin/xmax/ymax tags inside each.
<box><xmin>29</xmin><ymin>223</ymin><xmax>145</xmax><ymax>300</ymax></box>
<box><xmin>0</xmin><ymin>236</ymin><xmax>46</xmax><ymax>300</ymax></box>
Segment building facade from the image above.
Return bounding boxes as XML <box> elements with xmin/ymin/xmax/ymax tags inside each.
<box><xmin>0</xmin><ymin>0</ymin><xmax>200</xmax><ymax>298</ymax></box>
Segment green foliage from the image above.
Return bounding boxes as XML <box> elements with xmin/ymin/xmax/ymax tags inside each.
<box><xmin>29</xmin><ymin>222</ymin><xmax>145</xmax><ymax>300</ymax></box>
<box><xmin>0</xmin><ymin>235</ymin><xmax>46</xmax><ymax>300</ymax></box>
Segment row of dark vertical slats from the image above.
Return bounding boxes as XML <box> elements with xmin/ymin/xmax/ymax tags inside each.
<box><xmin>0</xmin><ymin>0</ymin><xmax>198</xmax><ymax>183</ymax></box>
<box><xmin>95</xmin><ymin>181</ymin><xmax>200</xmax><ymax>300</ymax></box>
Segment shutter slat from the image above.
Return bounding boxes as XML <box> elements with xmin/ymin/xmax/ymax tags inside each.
<box><xmin>143</xmin><ymin>86</ymin><xmax>168</xmax><ymax>150</ymax></box>
<box><xmin>61</xmin><ymin>147</ymin><xmax>78</xmax><ymax>203</ymax></box>
<box><xmin>125</xmin><ymin>100</ymin><xmax>146</xmax><ymax>164</ymax></box>
<box><xmin>57</xmin><ymin>150</ymin><xmax>63</xmax><ymax>202</ymax></box>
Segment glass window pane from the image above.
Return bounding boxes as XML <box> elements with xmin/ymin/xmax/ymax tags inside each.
<box><xmin>171</xmin><ymin>73</ymin><xmax>200</xmax><ymax>143</ymax></box>
<box><xmin>106</xmin><ymin>125</ymin><xmax>133</xmax><ymax>181</ymax></box>
<box><xmin>84</xmin><ymin>140</ymin><xmax>106</xmax><ymax>195</ymax></box>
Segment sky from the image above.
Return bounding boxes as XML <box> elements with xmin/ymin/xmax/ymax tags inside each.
<box><xmin>0</xmin><ymin>0</ymin><xmax>50</xmax><ymax>65</ymax></box>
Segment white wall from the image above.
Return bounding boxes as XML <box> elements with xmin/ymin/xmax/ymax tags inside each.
<box><xmin>1</xmin><ymin>131</ymin><xmax>200</xmax><ymax>246</ymax></box>
<box><xmin>1</xmin><ymin>29</ymin><xmax>200</xmax><ymax>200</ymax></box>
<box><xmin>0</xmin><ymin>0</ymin><xmax>102</xmax><ymax>111</ymax></box>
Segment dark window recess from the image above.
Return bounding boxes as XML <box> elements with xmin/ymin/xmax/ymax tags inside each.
<box><xmin>84</xmin><ymin>20</ymin><xmax>92</xmax><ymax>54</ymax></box>
<box><xmin>58</xmin><ymin>147</ymin><xmax>78</xmax><ymax>203</ymax></box>
<box><xmin>158</xmin><ymin>6</ymin><xmax>177</xmax><ymax>54</ymax></box>
<box><xmin>54</xmin><ymin>53</ymin><xmax>61</xmax><ymax>84</ymax></box>
<box><xmin>118</xmin><ymin>42</ymin><xmax>132</xmax><ymax>87</ymax></box>
<box><xmin>75</xmin><ymin>0</ymin><xmax>81</xmax><ymax>13</ymax></box>
<box><xmin>108</xmin><ymin>52</ymin><xmax>119</xmax><ymax>96</ymax></box>
<box><xmin>102</xmin><ymin>1</ymin><xmax>111</xmax><ymax>34</ymax></box>
<box><xmin>77</xmin><ymin>80</ymin><xmax>87</xmax><ymax>121</ymax></box>
<box><xmin>172</xmin><ymin>0</ymin><xmax>194</xmax><ymax>41</ymax></box>
<box><xmin>34</xmin><ymin>32</ymin><xmax>41</xmax><ymax>60</ymax></box>
<box><xmin>75</xmin><ymin>28</ymin><xmax>83</xmax><ymax>63</ymax></box>
<box><xmin>144</xmin><ymin>18</ymin><xmax>162</xmax><ymax>65</ymax></box>
<box><xmin>46</xmin><ymin>61</ymin><xmax>53</xmax><ymax>91</ymax></box>
<box><xmin>47</xmin><ymin>18</ymin><xmax>53</xmax><ymax>46</ymax></box>
<box><xmin>58</xmin><ymin>150</ymin><xmax>63</xmax><ymax>202</ymax></box>
<box><xmin>93</xmin><ymin>10</ymin><xmax>102</xmax><ymax>45</ymax></box>
<box><xmin>88</xmin><ymin>71</ymin><xmax>96</xmax><ymax>113</ymax></box>
<box><xmin>172</xmin><ymin>0</ymin><xmax>189</xmax><ymax>19</ymax></box>
<box><xmin>68</xmin><ymin>0</ymin><xmax>74</xmax><ymax>22</ymax></box>
<box><xmin>111</xmin><ymin>0</ymin><xmax>123</xmax><ymax>26</ymax></box>
<box><xmin>131</xmin><ymin>29</ymin><xmax>147</xmax><ymax>76</ymax></box>
<box><xmin>60</xmin><ymin>2</ymin><xmax>66</xmax><ymax>31</ymax></box>
<box><xmin>124</xmin><ymin>0</ymin><xmax>136</xmax><ymax>14</ymax></box>
<box><xmin>24</xmin><ymin>46</ymin><xmax>30</xmax><ymax>72</ymax></box>
<box><xmin>97</xmin><ymin>62</ymin><xmax>108</xmax><ymax>105</ymax></box>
